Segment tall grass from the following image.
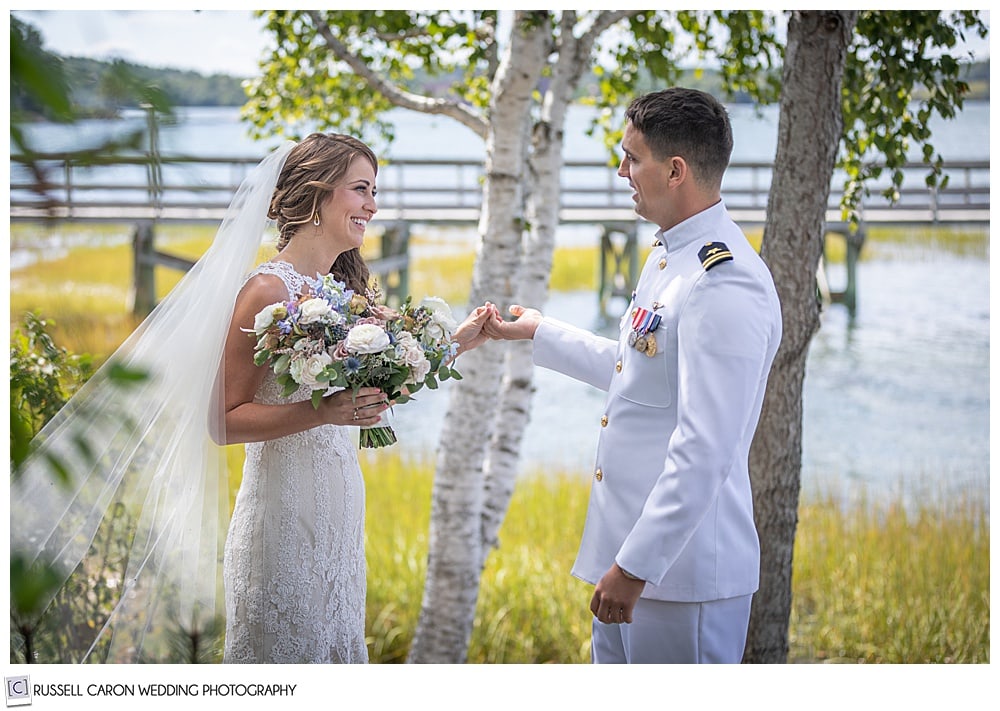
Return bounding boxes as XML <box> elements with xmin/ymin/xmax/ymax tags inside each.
<box><xmin>790</xmin><ymin>492</ymin><xmax>990</xmax><ymax>663</ymax></box>
<box><xmin>354</xmin><ymin>453</ymin><xmax>988</xmax><ymax>664</ymax></box>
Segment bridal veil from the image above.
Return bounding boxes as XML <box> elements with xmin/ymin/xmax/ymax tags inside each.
<box><xmin>10</xmin><ymin>140</ymin><xmax>297</xmax><ymax>662</ymax></box>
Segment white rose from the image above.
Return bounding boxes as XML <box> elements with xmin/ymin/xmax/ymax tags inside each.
<box><xmin>297</xmin><ymin>297</ymin><xmax>334</xmax><ymax>325</ymax></box>
<box><xmin>422</xmin><ymin>321</ymin><xmax>446</xmax><ymax>344</ymax></box>
<box><xmin>253</xmin><ymin>302</ymin><xmax>287</xmax><ymax>333</ymax></box>
<box><xmin>289</xmin><ymin>351</ymin><xmax>333</xmax><ymax>389</ymax></box>
<box><xmin>407</xmin><ymin>354</ymin><xmax>431</xmax><ymax>384</ymax></box>
<box><xmin>421</xmin><ymin>297</ymin><xmax>458</xmax><ymax>330</ymax></box>
<box><xmin>420</xmin><ymin>296</ymin><xmax>458</xmax><ymax>344</ymax></box>
<box><xmin>345</xmin><ymin>323</ymin><xmax>391</xmax><ymax>354</ymax></box>
<box><xmin>394</xmin><ymin>331</ymin><xmax>418</xmax><ymax>354</ymax></box>
<box><xmin>403</xmin><ymin>344</ymin><xmax>428</xmax><ymax>370</ymax></box>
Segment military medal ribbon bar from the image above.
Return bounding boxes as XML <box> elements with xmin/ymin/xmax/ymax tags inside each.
<box><xmin>630</xmin><ymin>307</ymin><xmax>661</xmax><ymax>357</ymax></box>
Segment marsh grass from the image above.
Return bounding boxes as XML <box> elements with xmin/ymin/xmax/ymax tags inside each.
<box><xmin>11</xmin><ymin>222</ymin><xmax>989</xmax><ymax>664</ymax></box>
<box><xmin>790</xmin><ymin>491</ymin><xmax>990</xmax><ymax>663</ymax></box>
<box><xmin>823</xmin><ymin>224</ymin><xmax>988</xmax><ymax>262</ymax></box>
<box><xmin>355</xmin><ymin>453</ymin><xmax>988</xmax><ymax>664</ymax></box>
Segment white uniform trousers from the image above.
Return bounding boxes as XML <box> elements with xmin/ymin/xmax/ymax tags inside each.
<box><xmin>591</xmin><ymin>594</ymin><xmax>753</xmax><ymax>664</ymax></box>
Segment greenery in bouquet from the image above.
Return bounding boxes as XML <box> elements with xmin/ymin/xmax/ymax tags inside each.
<box><xmin>246</xmin><ymin>273</ymin><xmax>462</xmax><ymax>447</ymax></box>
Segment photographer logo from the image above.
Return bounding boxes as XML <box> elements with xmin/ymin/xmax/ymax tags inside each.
<box><xmin>5</xmin><ymin>677</ymin><xmax>31</xmax><ymax>707</ymax></box>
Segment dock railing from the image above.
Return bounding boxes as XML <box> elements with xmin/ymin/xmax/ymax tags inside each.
<box><xmin>10</xmin><ymin>153</ymin><xmax>990</xmax><ymax>226</ymax></box>
<box><xmin>11</xmin><ymin>152</ymin><xmax>989</xmax><ymax>318</ymax></box>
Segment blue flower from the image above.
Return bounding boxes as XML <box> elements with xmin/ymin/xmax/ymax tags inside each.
<box><xmin>344</xmin><ymin>357</ymin><xmax>362</xmax><ymax>375</ymax></box>
<box><xmin>277</xmin><ymin>319</ymin><xmax>292</xmax><ymax>335</ymax></box>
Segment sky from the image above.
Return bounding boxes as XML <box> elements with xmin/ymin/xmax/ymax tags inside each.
<box><xmin>12</xmin><ymin>8</ymin><xmax>994</xmax><ymax>79</ymax></box>
<box><xmin>12</xmin><ymin>9</ymin><xmax>270</xmax><ymax>77</ymax></box>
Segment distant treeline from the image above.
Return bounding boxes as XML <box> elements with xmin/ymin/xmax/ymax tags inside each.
<box><xmin>63</xmin><ymin>57</ymin><xmax>250</xmax><ymax>114</ymax></box>
<box><xmin>23</xmin><ymin>51</ymin><xmax>993</xmax><ymax>119</ymax></box>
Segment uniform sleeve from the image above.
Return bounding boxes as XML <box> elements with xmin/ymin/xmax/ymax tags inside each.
<box><xmin>616</xmin><ymin>264</ymin><xmax>777</xmax><ymax>585</ymax></box>
<box><xmin>532</xmin><ymin>316</ymin><xmax>618</xmax><ymax>392</ymax></box>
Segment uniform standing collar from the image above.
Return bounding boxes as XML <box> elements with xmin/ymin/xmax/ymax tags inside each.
<box><xmin>654</xmin><ymin>200</ymin><xmax>727</xmax><ymax>253</ymax></box>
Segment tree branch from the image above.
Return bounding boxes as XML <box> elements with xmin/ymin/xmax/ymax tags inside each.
<box><xmin>582</xmin><ymin>10</ymin><xmax>637</xmax><ymax>46</ymax></box>
<box><xmin>306</xmin><ymin>10</ymin><xmax>488</xmax><ymax>140</ymax></box>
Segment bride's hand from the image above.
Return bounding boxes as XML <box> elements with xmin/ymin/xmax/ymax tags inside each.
<box><xmin>321</xmin><ymin>387</ymin><xmax>388</xmax><ymax>426</ymax></box>
<box><xmin>451</xmin><ymin>302</ymin><xmax>502</xmax><ymax>356</ymax></box>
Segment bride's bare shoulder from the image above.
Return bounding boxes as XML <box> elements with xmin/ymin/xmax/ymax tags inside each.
<box><xmin>233</xmin><ymin>270</ymin><xmax>291</xmax><ymax>315</ymax></box>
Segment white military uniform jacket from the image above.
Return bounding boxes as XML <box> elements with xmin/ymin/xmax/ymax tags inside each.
<box><xmin>533</xmin><ymin>201</ymin><xmax>782</xmax><ymax>603</ymax></box>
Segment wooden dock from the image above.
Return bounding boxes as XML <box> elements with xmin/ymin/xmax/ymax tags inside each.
<box><xmin>11</xmin><ymin>152</ymin><xmax>989</xmax><ymax>317</ymax></box>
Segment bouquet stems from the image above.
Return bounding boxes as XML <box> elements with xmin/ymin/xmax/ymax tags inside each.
<box><xmin>359</xmin><ymin>406</ymin><xmax>397</xmax><ymax>448</ymax></box>
<box><xmin>359</xmin><ymin>424</ymin><xmax>398</xmax><ymax>448</ymax></box>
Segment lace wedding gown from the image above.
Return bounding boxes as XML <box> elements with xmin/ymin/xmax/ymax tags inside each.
<box><xmin>223</xmin><ymin>260</ymin><xmax>368</xmax><ymax>664</ymax></box>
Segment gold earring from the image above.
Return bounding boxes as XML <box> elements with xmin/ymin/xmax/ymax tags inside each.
<box><xmin>313</xmin><ymin>212</ymin><xmax>321</xmax><ymax>226</ymax></box>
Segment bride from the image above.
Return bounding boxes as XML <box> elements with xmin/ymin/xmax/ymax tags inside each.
<box><xmin>10</xmin><ymin>133</ymin><xmax>493</xmax><ymax>663</ymax></box>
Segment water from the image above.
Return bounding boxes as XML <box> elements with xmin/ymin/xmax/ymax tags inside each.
<box><xmin>389</xmin><ymin>246</ymin><xmax>990</xmax><ymax>508</ymax></box>
<box><xmin>16</xmin><ymin>101</ymin><xmax>991</xmax><ymax>163</ymax></box>
<box><xmin>11</xmin><ymin>103</ymin><xmax>991</xmax><ymax>506</ymax></box>
<box><xmin>803</xmin><ymin>251</ymin><xmax>989</xmax><ymax>503</ymax></box>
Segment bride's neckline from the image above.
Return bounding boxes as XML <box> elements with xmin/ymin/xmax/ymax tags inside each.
<box><xmin>268</xmin><ymin>259</ymin><xmax>313</xmax><ymax>279</ymax></box>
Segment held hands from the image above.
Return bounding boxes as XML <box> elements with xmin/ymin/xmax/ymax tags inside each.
<box><xmin>451</xmin><ymin>302</ymin><xmax>499</xmax><ymax>356</ymax></box>
<box><xmin>451</xmin><ymin>302</ymin><xmax>543</xmax><ymax>355</ymax></box>
<box><xmin>482</xmin><ymin>304</ymin><xmax>543</xmax><ymax>341</ymax></box>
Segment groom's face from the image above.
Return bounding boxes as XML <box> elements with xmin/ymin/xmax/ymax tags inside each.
<box><xmin>617</xmin><ymin>122</ymin><xmax>673</xmax><ymax>228</ymax></box>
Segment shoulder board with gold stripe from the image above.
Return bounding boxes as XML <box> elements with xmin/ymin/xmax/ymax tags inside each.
<box><xmin>698</xmin><ymin>241</ymin><xmax>733</xmax><ymax>270</ymax></box>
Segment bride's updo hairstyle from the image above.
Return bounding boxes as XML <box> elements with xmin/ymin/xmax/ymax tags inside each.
<box><xmin>268</xmin><ymin>132</ymin><xmax>378</xmax><ymax>295</ymax></box>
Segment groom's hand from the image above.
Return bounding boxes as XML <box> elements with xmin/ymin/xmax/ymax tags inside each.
<box><xmin>590</xmin><ymin>563</ymin><xmax>645</xmax><ymax>625</ymax></box>
<box><xmin>484</xmin><ymin>304</ymin><xmax>542</xmax><ymax>341</ymax></box>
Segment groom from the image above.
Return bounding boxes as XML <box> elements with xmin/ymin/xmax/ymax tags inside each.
<box><xmin>484</xmin><ymin>88</ymin><xmax>782</xmax><ymax>663</ymax></box>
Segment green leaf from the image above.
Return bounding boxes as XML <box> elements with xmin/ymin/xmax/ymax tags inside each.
<box><xmin>10</xmin><ymin>554</ymin><xmax>65</xmax><ymax>619</ymax></box>
<box><xmin>107</xmin><ymin>361</ymin><xmax>150</xmax><ymax>385</ymax></box>
<box><xmin>253</xmin><ymin>350</ymin><xmax>271</xmax><ymax>367</ymax></box>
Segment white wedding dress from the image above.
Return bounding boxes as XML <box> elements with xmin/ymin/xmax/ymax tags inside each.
<box><xmin>223</xmin><ymin>260</ymin><xmax>368</xmax><ymax>664</ymax></box>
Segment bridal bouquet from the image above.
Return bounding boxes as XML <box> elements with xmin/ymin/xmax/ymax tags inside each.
<box><xmin>247</xmin><ymin>273</ymin><xmax>462</xmax><ymax>447</ymax></box>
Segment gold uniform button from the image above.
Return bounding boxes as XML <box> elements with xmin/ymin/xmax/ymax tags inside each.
<box><xmin>595</xmin><ymin>468</ymin><xmax>604</xmax><ymax>482</ymax></box>
<box><xmin>658</xmin><ymin>258</ymin><xmax>667</xmax><ymax>270</ymax></box>
<box><xmin>615</xmin><ymin>360</ymin><xmax>623</xmax><ymax>373</ymax></box>
<box><xmin>601</xmin><ymin>415</ymin><xmax>609</xmax><ymax>427</ymax></box>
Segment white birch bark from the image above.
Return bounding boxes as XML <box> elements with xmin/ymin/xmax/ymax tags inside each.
<box><xmin>407</xmin><ymin>13</ymin><xmax>549</xmax><ymax>663</ymax></box>
<box><xmin>481</xmin><ymin>8</ymin><xmax>636</xmax><ymax>553</ymax></box>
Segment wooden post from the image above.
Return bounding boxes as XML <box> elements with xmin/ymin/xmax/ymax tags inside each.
<box><xmin>822</xmin><ymin>224</ymin><xmax>865</xmax><ymax>318</ymax></box>
<box><xmin>372</xmin><ymin>222</ymin><xmax>410</xmax><ymax>307</ymax></box>
<box><xmin>842</xmin><ymin>224</ymin><xmax>865</xmax><ymax>317</ymax></box>
<box><xmin>598</xmin><ymin>222</ymin><xmax>638</xmax><ymax>324</ymax></box>
<box><xmin>130</xmin><ymin>221</ymin><xmax>157</xmax><ymax>317</ymax></box>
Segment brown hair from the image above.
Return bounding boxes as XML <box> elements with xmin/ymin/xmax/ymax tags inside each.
<box><xmin>268</xmin><ymin>133</ymin><xmax>379</xmax><ymax>294</ymax></box>
<box><xmin>624</xmin><ymin>88</ymin><xmax>733</xmax><ymax>190</ymax></box>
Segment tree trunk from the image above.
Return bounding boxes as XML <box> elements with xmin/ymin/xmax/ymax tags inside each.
<box><xmin>408</xmin><ymin>14</ymin><xmax>549</xmax><ymax>663</ymax></box>
<box><xmin>744</xmin><ymin>10</ymin><xmax>858</xmax><ymax>663</ymax></box>
<box><xmin>481</xmin><ymin>14</ymin><xmax>576</xmax><ymax>551</ymax></box>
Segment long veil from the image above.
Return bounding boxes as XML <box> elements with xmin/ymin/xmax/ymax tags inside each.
<box><xmin>10</xmin><ymin>140</ymin><xmax>297</xmax><ymax>663</ymax></box>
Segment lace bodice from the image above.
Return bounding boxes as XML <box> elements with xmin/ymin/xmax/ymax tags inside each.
<box><xmin>223</xmin><ymin>260</ymin><xmax>368</xmax><ymax>664</ymax></box>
